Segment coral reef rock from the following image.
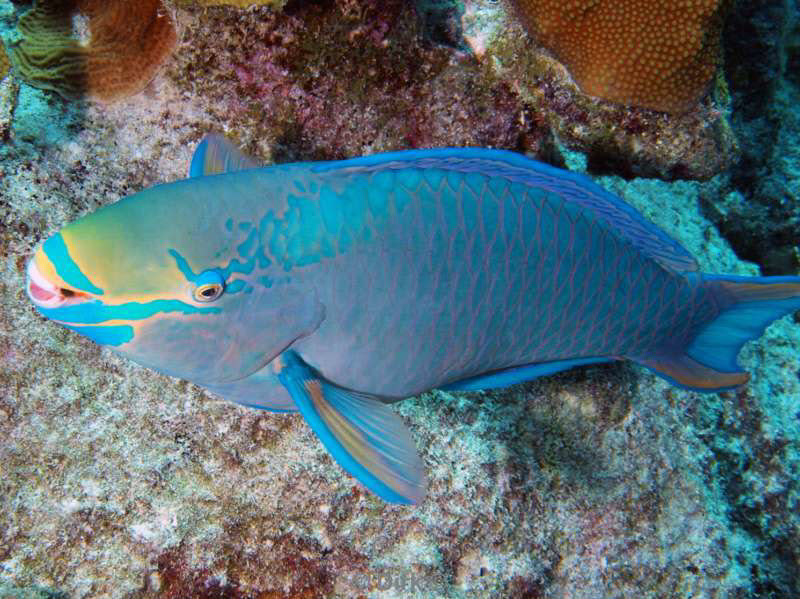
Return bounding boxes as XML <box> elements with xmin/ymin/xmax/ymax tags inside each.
<box><xmin>0</xmin><ymin>72</ymin><xmax>17</xmax><ymax>141</ymax></box>
<box><xmin>509</xmin><ymin>0</ymin><xmax>729</xmax><ymax>114</ymax></box>
<box><xmin>701</xmin><ymin>0</ymin><xmax>800</xmax><ymax>275</ymax></box>
<box><xmin>0</xmin><ymin>0</ymin><xmax>797</xmax><ymax>597</ymax></box>
<box><xmin>459</xmin><ymin>0</ymin><xmax>738</xmax><ymax>181</ymax></box>
<box><xmin>173</xmin><ymin>0</ymin><xmax>286</xmax><ymax>8</ymax></box>
<box><xmin>10</xmin><ymin>0</ymin><xmax>177</xmax><ymax>103</ymax></box>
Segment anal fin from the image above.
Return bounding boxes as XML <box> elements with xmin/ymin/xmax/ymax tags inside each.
<box><xmin>441</xmin><ymin>357</ymin><xmax>612</xmax><ymax>391</ymax></box>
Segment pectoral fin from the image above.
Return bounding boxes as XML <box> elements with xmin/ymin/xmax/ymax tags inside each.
<box><xmin>272</xmin><ymin>351</ymin><xmax>426</xmax><ymax>504</ymax></box>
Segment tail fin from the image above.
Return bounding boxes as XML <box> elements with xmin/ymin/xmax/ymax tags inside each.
<box><xmin>636</xmin><ymin>274</ymin><xmax>800</xmax><ymax>392</ymax></box>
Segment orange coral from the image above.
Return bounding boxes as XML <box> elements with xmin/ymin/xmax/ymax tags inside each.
<box><xmin>510</xmin><ymin>0</ymin><xmax>728</xmax><ymax>113</ymax></box>
<box><xmin>10</xmin><ymin>0</ymin><xmax>176</xmax><ymax>103</ymax></box>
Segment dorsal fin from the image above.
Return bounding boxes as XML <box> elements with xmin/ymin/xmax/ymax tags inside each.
<box><xmin>188</xmin><ymin>134</ymin><xmax>261</xmax><ymax>177</ymax></box>
<box><xmin>311</xmin><ymin>147</ymin><xmax>698</xmax><ymax>273</ymax></box>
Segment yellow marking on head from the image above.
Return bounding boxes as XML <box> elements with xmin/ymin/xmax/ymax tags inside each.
<box><xmin>33</xmin><ymin>248</ymin><xmax>73</xmax><ymax>292</ymax></box>
<box><xmin>58</xmin><ymin>224</ymin><xmax>192</xmax><ymax>300</ymax></box>
<box><xmin>96</xmin><ymin>291</ymin><xmax>193</xmax><ymax>305</ymax></box>
<box><xmin>33</xmin><ymin>236</ymin><xmax>186</xmax><ymax>304</ymax></box>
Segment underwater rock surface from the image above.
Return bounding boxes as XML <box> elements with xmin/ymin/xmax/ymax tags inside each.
<box><xmin>704</xmin><ymin>0</ymin><xmax>800</xmax><ymax>276</ymax></box>
<box><xmin>0</xmin><ymin>0</ymin><xmax>798</xmax><ymax>597</ymax></box>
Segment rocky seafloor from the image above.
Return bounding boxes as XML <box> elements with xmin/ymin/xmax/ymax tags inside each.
<box><xmin>0</xmin><ymin>0</ymin><xmax>798</xmax><ymax>597</ymax></box>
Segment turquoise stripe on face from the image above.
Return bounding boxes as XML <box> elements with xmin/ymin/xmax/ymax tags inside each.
<box><xmin>65</xmin><ymin>324</ymin><xmax>134</xmax><ymax>346</ymax></box>
<box><xmin>37</xmin><ymin>298</ymin><xmax>220</xmax><ymax>325</ymax></box>
<box><xmin>168</xmin><ymin>249</ymin><xmax>198</xmax><ymax>281</ymax></box>
<box><xmin>43</xmin><ymin>234</ymin><xmax>104</xmax><ymax>295</ymax></box>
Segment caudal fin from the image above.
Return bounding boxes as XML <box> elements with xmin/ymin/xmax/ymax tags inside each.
<box><xmin>636</xmin><ymin>274</ymin><xmax>800</xmax><ymax>391</ymax></box>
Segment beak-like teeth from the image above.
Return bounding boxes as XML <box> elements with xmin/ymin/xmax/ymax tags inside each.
<box><xmin>26</xmin><ymin>258</ymin><xmax>63</xmax><ymax>308</ymax></box>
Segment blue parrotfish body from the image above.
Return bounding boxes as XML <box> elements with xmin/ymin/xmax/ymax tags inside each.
<box><xmin>26</xmin><ymin>136</ymin><xmax>800</xmax><ymax>504</ymax></box>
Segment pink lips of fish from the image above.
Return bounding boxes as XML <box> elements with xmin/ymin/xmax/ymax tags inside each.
<box><xmin>26</xmin><ymin>258</ymin><xmax>88</xmax><ymax>310</ymax></box>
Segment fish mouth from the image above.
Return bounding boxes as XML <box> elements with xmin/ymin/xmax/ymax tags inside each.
<box><xmin>26</xmin><ymin>258</ymin><xmax>89</xmax><ymax>309</ymax></box>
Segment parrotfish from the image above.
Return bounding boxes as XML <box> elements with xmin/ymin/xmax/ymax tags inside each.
<box><xmin>26</xmin><ymin>135</ymin><xmax>800</xmax><ymax>504</ymax></box>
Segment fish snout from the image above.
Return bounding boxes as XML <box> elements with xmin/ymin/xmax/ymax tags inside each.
<box><xmin>26</xmin><ymin>256</ymin><xmax>89</xmax><ymax>309</ymax></box>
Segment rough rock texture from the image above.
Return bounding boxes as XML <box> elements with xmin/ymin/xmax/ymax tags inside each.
<box><xmin>700</xmin><ymin>0</ymin><xmax>800</xmax><ymax>275</ymax></box>
<box><xmin>412</xmin><ymin>0</ymin><xmax>467</xmax><ymax>50</ymax></box>
<box><xmin>162</xmin><ymin>1</ymin><xmax>561</xmax><ymax>164</ymax></box>
<box><xmin>0</xmin><ymin>0</ymin><xmax>798</xmax><ymax>597</ymax></box>
<box><xmin>509</xmin><ymin>0</ymin><xmax>728</xmax><ymax>114</ymax></box>
<box><xmin>2</xmin><ymin>0</ymin><xmax>740</xmax><ymax>182</ymax></box>
<box><xmin>174</xmin><ymin>0</ymin><xmax>286</xmax><ymax>7</ymax></box>
<box><xmin>0</xmin><ymin>5</ymin><xmax>18</xmax><ymax>149</ymax></box>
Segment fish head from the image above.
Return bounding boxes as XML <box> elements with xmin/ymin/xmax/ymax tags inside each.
<box><xmin>26</xmin><ymin>178</ymin><xmax>324</xmax><ymax>385</ymax></box>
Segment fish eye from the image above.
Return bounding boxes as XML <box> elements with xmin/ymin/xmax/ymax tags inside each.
<box><xmin>195</xmin><ymin>284</ymin><xmax>223</xmax><ymax>301</ymax></box>
<box><xmin>191</xmin><ymin>270</ymin><xmax>225</xmax><ymax>303</ymax></box>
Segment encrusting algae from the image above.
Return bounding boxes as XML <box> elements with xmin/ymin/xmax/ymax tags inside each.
<box><xmin>10</xmin><ymin>0</ymin><xmax>177</xmax><ymax>103</ymax></box>
<box><xmin>509</xmin><ymin>0</ymin><xmax>729</xmax><ymax>114</ymax></box>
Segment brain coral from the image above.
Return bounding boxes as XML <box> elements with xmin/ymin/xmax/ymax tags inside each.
<box><xmin>10</xmin><ymin>0</ymin><xmax>177</xmax><ymax>103</ymax></box>
<box><xmin>510</xmin><ymin>0</ymin><xmax>728</xmax><ymax>113</ymax></box>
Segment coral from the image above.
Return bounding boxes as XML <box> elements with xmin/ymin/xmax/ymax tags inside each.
<box><xmin>474</xmin><ymin>0</ymin><xmax>736</xmax><ymax>181</ymax></box>
<box><xmin>421</xmin><ymin>0</ymin><xmax>741</xmax><ymax>182</ymax></box>
<box><xmin>0</xmin><ymin>41</ymin><xmax>9</xmax><ymax>81</ymax></box>
<box><xmin>0</xmin><ymin>38</ymin><xmax>18</xmax><ymax>144</ymax></box>
<box><xmin>509</xmin><ymin>0</ymin><xmax>729</xmax><ymax>114</ymax></box>
<box><xmin>10</xmin><ymin>0</ymin><xmax>177</xmax><ymax>103</ymax></box>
